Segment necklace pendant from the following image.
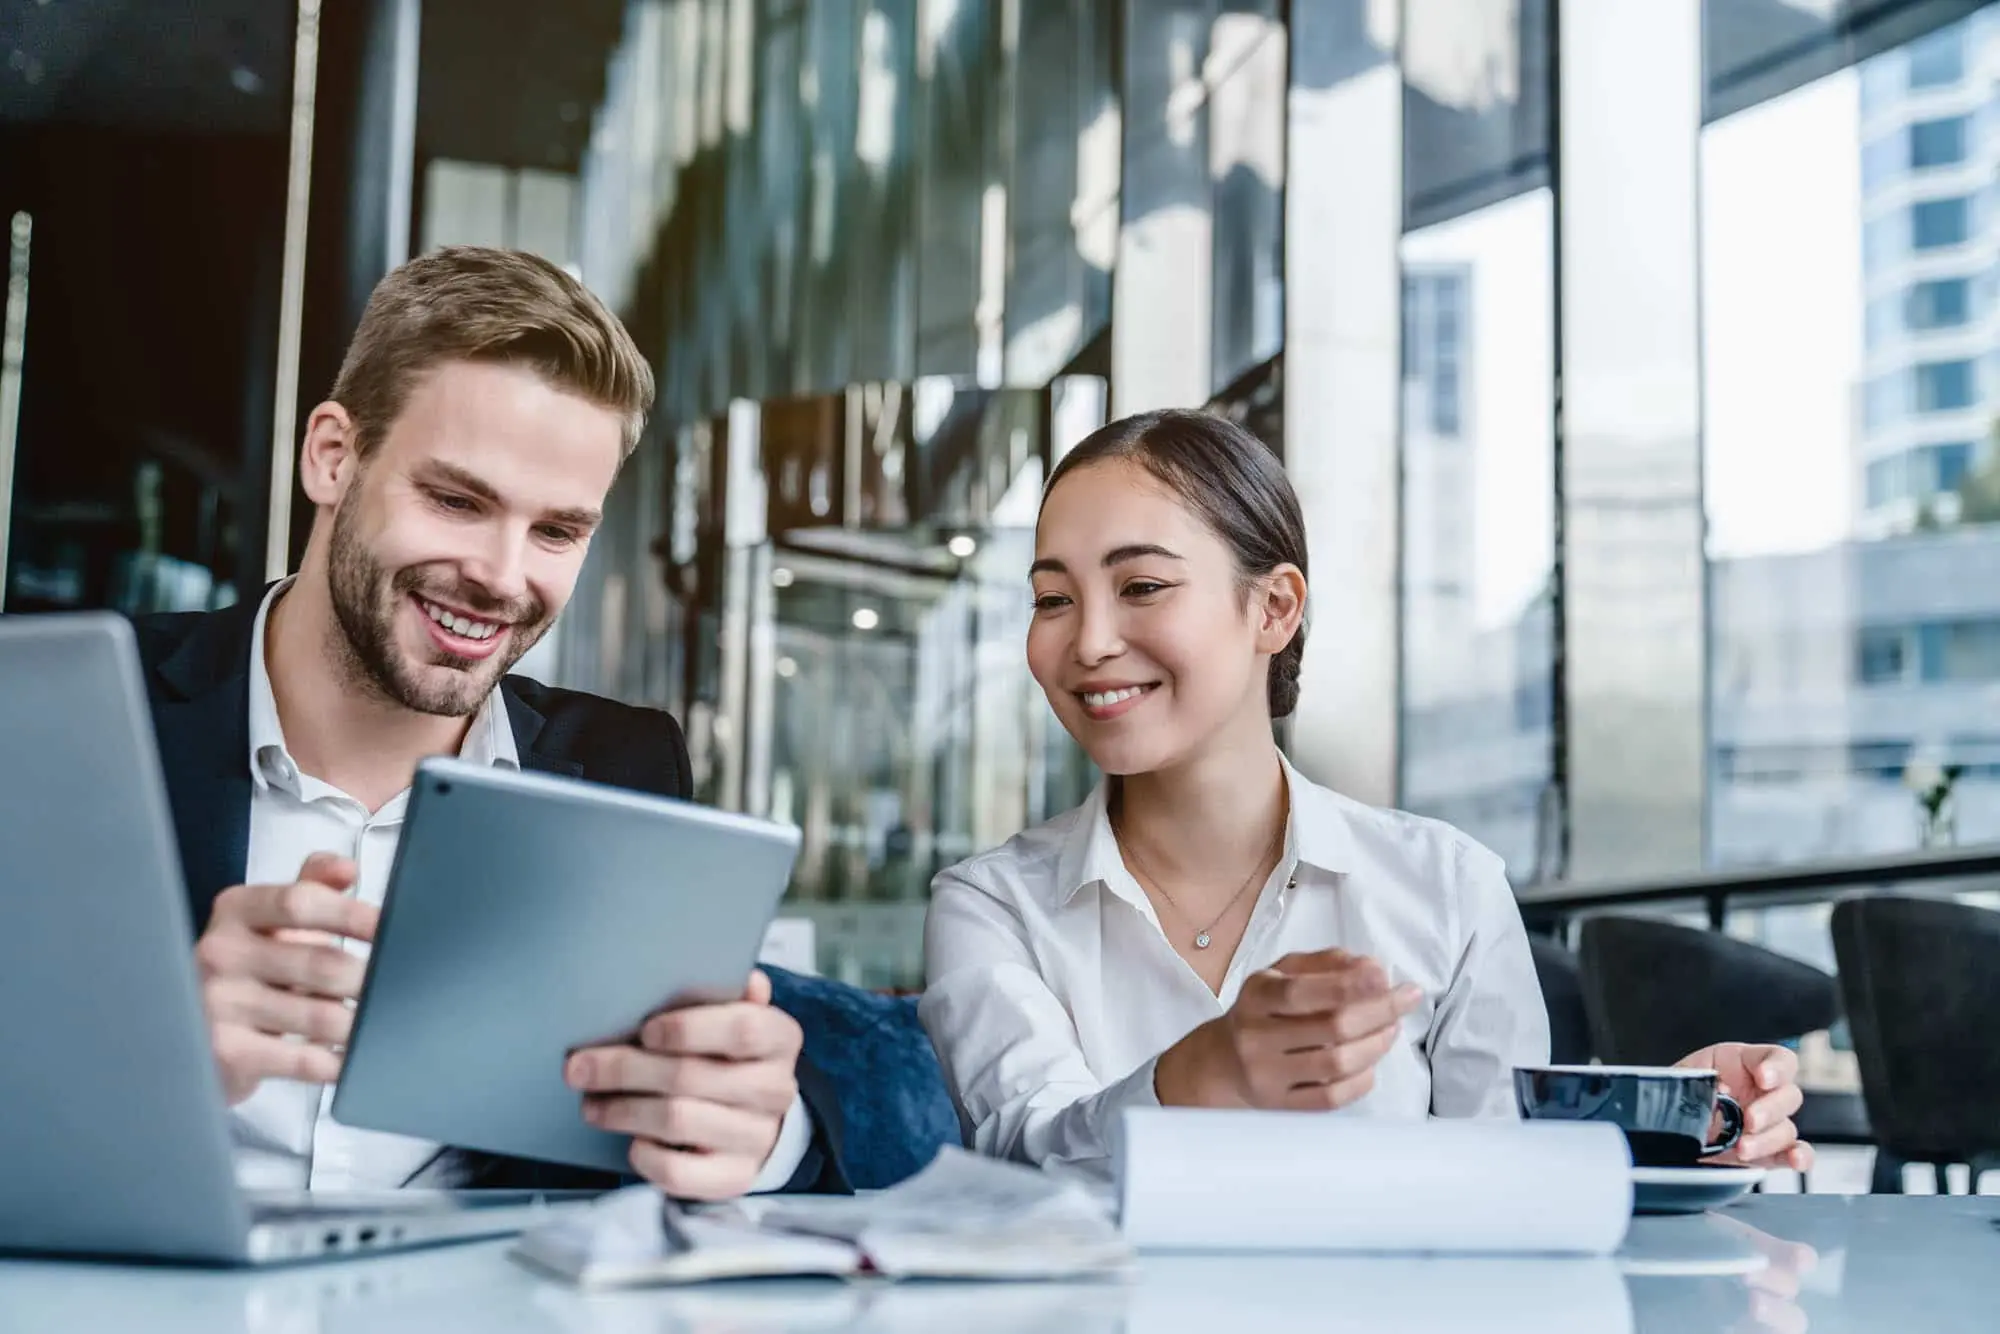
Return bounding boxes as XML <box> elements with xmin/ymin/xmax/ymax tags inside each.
<box><xmin>1194</xmin><ymin>931</ymin><xmax>1212</xmax><ymax>949</ymax></box>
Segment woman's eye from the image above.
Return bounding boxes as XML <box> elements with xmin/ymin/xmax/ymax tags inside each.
<box><xmin>1032</xmin><ymin>593</ymin><xmax>1071</xmax><ymax>612</ymax></box>
<box><xmin>1122</xmin><ymin>581</ymin><xmax>1169</xmax><ymax>598</ymax></box>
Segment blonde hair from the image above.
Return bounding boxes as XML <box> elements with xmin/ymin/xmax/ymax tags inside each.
<box><xmin>330</xmin><ymin>246</ymin><xmax>655</xmax><ymax>459</ymax></box>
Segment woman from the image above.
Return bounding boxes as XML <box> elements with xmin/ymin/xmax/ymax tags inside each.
<box><xmin>919</xmin><ymin>409</ymin><xmax>1815</xmax><ymax>1180</ymax></box>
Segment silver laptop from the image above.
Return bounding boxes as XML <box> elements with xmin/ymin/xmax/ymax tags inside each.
<box><xmin>0</xmin><ymin>612</ymin><xmax>594</xmax><ymax>1265</ymax></box>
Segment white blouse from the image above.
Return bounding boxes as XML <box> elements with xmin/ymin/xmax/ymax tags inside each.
<box><xmin>919</xmin><ymin>755</ymin><xmax>1550</xmax><ymax>1178</ymax></box>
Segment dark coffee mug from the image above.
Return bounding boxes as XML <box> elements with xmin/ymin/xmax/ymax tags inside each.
<box><xmin>1514</xmin><ymin>1065</ymin><xmax>1743</xmax><ymax>1168</ymax></box>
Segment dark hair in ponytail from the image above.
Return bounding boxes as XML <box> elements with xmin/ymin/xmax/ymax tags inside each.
<box><xmin>1043</xmin><ymin>409</ymin><xmax>1309</xmax><ymax>718</ymax></box>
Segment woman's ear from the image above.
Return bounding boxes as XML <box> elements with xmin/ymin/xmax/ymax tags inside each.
<box><xmin>1254</xmin><ymin>565</ymin><xmax>1308</xmax><ymax>654</ymax></box>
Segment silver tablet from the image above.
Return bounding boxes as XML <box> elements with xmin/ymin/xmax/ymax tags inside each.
<box><xmin>331</xmin><ymin>757</ymin><xmax>801</xmax><ymax>1175</ymax></box>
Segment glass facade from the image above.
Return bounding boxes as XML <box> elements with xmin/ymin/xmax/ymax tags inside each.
<box><xmin>18</xmin><ymin>0</ymin><xmax>2000</xmax><ymax>991</ymax></box>
<box><xmin>0</xmin><ymin>7</ymin><xmax>297</xmax><ymax>615</ymax></box>
<box><xmin>1702</xmin><ymin>0</ymin><xmax>2000</xmax><ymax>992</ymax></box>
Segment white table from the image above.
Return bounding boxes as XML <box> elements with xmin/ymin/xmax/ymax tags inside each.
<box><xmin>1</xmin><ymin>1195</ymin><xmax>1994</xmax><ymax>1332</ymax></box>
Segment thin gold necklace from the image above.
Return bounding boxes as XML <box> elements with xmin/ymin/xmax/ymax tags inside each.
<box><xmin>1116</xmin><ymin>817</ymin><xmax>1291</xmax><ymax>949</ymax></box>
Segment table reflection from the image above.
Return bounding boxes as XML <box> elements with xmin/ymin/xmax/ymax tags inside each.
<box><xmin>4</xmin><ymin>1197</ymin><xmax>1998</xmax><ymax>1334</ymax></box>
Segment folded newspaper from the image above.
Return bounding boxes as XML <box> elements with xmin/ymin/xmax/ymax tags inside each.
<box><xmin>513</xmin><ymin>1147</ymin><xmax>1132</xmax><ymax>1287</ymax></box>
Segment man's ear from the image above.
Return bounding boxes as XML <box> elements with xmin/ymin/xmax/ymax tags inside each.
<box><xmin>299</xmin><ymin>402</ymin><xmax>362</xmax><ymax>507</ymax></box>
<box><xmin>1254</xmin><ymin>564</ymin><xmax>1308</xmax><ymax>654</ymax></box>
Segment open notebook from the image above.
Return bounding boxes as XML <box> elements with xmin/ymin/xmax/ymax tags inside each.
<box><xmin>513</xmin><ymin>1148</ymin><xmax>1131</xmax><ymax>1287</ymax></box>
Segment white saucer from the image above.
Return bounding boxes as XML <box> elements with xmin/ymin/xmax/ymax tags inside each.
<box><xmin>1630</xmin><ymin>1165</ymin><xmax>1767</xmax><ymax>1216</ymax></box>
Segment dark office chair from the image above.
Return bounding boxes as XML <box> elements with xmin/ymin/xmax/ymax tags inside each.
<box><xmin>1578</xmin><ymin>916</ymin><xmax>1842</xmax><ymax>1064</ymax></box>
<box><xmin>1831</xmin><ymin>895</ymin><xmax>2000</xmax><ymax>1196</ymax></box>
<box><xmin>1576</xmin><ymin>915</ymin><xmax>1869</xmax><ymax>1171</ymax></box>
<box><xmin>1528</xmin><ymin>933</ymin><xmax>1594</xmax><ymax>1066</ymax></box>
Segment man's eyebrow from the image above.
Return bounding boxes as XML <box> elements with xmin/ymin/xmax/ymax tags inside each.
<box><xmin>415</xmin><ymin>459</ymin><xmax>501</xmax><ymax>503</ymax></box>
<box><xmin>542</xmin><ymin>504</ymin><xmax>603</xmax><ymax>529</ymax></box>
<box><xmin>416</xmin><ymin>460</ymin><xmax>600</xmax><ymax>529</ymax></box>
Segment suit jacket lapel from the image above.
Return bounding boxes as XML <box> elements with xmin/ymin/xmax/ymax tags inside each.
<box><xmin>152</xmin><ymin>600</ymin><xmax>259</xmax><ymax>931</ymax></box>
<box><xmin>503</xmin><ymin>678</ymin><xmax>583</xmax><ymax>778</ymax></box>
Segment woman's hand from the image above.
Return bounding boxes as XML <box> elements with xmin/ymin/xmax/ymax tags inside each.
<box><xmin>1155</xmin><ymin>949</ymin><xmax>1423</xmax><ymax>1110</ymax></box>
<box><xmin>1678</xmin><ymin>1042</ymin><xmax>1816</xmax><ymax>1173</ymax></box>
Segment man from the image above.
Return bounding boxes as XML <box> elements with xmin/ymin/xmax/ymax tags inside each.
<box><xmin>138</xmin><ymin>246</ymin><xmax>838</xmax><ymax>1197</ymax></box>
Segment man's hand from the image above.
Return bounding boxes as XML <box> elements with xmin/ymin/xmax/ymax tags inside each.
<box><xmin>194</xmin><ymin>852</ymin><xmax>377</xmax><ymax>1105</ymax></box>
<box><xmin>565</xmin><ymin>969</ymin><xmax>804</xmax><ymax>1200</ymax></box>
<box><xmin>1155</xmin><ymin>949</ymin><xmax>1423</xmax><ymax>1110</ymax></box>
<box><xmin>1678</xmin><ymin>1042</ymin><xmax>1816</xmax><ymax>1173</ymax></box>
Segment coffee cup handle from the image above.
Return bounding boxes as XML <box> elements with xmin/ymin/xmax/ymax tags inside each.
<box><xmin>1703</xmin><ymin>1094</ymin><xmax>1745</xmax><ymax>1157</ymax></box>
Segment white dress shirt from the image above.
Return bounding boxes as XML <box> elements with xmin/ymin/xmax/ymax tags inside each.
<box><xmin>918</xmin><ymin>753</ymin><xmax>1550</xmax><ymax>1179</ymax></box>
<box><xmin>231</xmin><ymin>580</ymin><xmax>811</xmax><ymax>1193</ymax></box>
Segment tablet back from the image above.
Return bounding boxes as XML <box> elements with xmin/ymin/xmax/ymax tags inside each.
<box><xmin>331</xmin><ymin>757</ymin><xmax>801</xmax><ymax>1175</ymax></box>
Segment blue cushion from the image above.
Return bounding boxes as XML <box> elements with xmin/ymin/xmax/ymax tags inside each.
<box><xmin>765</xmin><ymin>967</ymin><xmax>963</xmax><ymax>1190</ymax></box>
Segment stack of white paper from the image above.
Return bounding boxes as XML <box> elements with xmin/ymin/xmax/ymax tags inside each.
<box><xmin>515</xmin><ymin>1147</ymin><xmax>1133</xmax><ymax>1287</ymax></box>
<box><xmin>1117</xmin><ymin>1111</ymin><xmax>1633</xmax><ymax>1255</ymax></box>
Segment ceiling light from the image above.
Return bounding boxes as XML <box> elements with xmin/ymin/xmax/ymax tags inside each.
<box><xmin>947</xmin><ymin>534</ymin><xmax>978</xmax><ymax>559</ymax></box>
<box><xmin>851</xmin><ymin>607</ymin><xmax>880</xmax><ymax>631</ymax></box>
<box><xmin>775</xmin><ymin>656</ymin><xmax>798</xmax><ymax>678</ymax></box>
<box><xmin>772</xmin><ymin>567</ymin><xmax>794</xmax><ymax>588</ymax></box>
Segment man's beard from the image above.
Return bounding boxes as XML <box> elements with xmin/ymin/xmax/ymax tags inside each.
<box><xmin>325</xmin><ymin>493</ymin><xmax>551</xmax><ymax>717</ymax></box>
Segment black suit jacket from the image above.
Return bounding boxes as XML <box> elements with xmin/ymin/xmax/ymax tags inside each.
<box><xmin>133</xmin><ymin>593</ymin><xmax>844</xmax><ymax>1193</ymax></box>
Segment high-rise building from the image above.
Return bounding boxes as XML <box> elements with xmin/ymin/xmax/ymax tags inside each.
<box><xmin>1856</xmin><ymin>14</ymin><xmax>1999</xmax><ymax>536</ymax></box>
<box><xmin>1398</xmin><ymin>262</ymin><xmax>1556</xmax><ymax>878</ymax></box>
<box><xmin>1400</xmin><ymin>264</ymin><xmax>1476</xmax><ymax>697</ymax></box>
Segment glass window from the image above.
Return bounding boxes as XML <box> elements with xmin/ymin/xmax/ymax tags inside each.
<box><xmin>1918</xmin><ymin>620</ymin><xmax>1950</xmax><ymax>681</ymax></box>
<box><xmin>1910</xmin><ymin>115</ymin><xmax>1969</xmax><ymax>169</ymax></box>
<box><xmin>1849</xmin><ymin>740</ymin><xmax>1913</xmax><ymax>779</ymax></box>
<box><xmin>1943</xmin><ymin>619</ymin><xmax>2000</xmax><ymax>680</ymax></box>
<box><xmin>1866</xmin><ymin>292</ymin><xmax>1899</xmax><ymax>344</ymax></box>
<box><xmin>1912</xmin><ymin>196</ymin><xmax>1970</xmax><ymax>249</ymax></box>
<box><xmin>1856</xmin><ymin>627</ymin><xmax>1907</xmax><ymax>684</ymax></box>
<box><xmin>1864</xmin><ymin>374</ymin><xmax>1908</xmax><ymax>432</ymax></box>
<box><xmin>1003</xmin><ymin>0</ymin><xmax>1115</xmax><ymax>387</ymax></box>
<box><xmin>1859</xmin><ymin>56</ymin><xmax>1902</xmax><ymax>117</ymax></box>
<box><xmin>2</xmin><ymin>23</ymin><xmax>293</xmax><ymax>613</ymax></box>
<box><xmin>1914</xmin><ymin>359</ymin><xmax>1976</xmax><ymax>411</ymax></box>
<box><xmin>1909</xmin><ymin>277</ymin><xmax>1972</xmax><ymax>329</ymax></box>
<box><xmin>1403</xmin><ymin>0</ymin><xmax>1550</xmax><ymax>231</ymax></box>
<box><xmin>913</xmin><ymin>0</ymin><xmax>998</xmax><ymax>379</ymax></box>
<box><xmin>1404</xmin><ymin>268</ymin><xmax>1468</xmax><ymax>437</ymax></box>
<box><xmin>1905</xmin><ymin>619</ymin><xmax>2000</xmax><ymax>684</ymax></box>
<box><xmin>1433</xmin><ymin>271</ymin><xmax>1464</xmax><ymax>435</ymax></box>
<box><xmin>1208</xmin><ymin>4</ymin><xmax>1287</xmax><ymax>393</ymax></box>
<box><xmin>1935</xmin><ymin>440</ymin><xmax>1975</xmax><ymax>491</ymax></box>
<box><xmin>1703</xmin><ymin>28</ymin><xmax>2000</xmax><ymax>870</ymax></box>
<box><xmin>1866</xmin><ymin>454</ymin><xmax>1907</xmax><ymax>507</ymax></box>
<box><xmin>1908</xmin><ymin>22</ymin><xmax>1967</xmax><ymax>89</ymax></box>
<box><xmin>1864</xmin><ymin>211</ymin><xmax>1906</xmax><ymax>270</ymax></box>
<box><xmin>1862</xmin><ymin>130</ymin><xmax>1906</xmax><ymax>188</ymax></box>
<box><xmin>1399</xmin><ymin>188</ymin><xmax>1555</xmax><ymax>882</ymax></box>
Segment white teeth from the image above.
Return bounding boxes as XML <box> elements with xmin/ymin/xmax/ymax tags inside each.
<box><xmin>1083</xmin><ymin>686</ymin><xmax>1148</xmax><ymax>709</ymax></box>
<box><xmin>421</xmin><ymin>599</ymin><xmax>499</xmax><ymax>641</ymax></box>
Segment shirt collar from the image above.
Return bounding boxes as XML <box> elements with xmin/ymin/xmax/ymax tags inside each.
<box><xmin>246</xmin><ymin>576</ymin><xmax>520</xmax><ymax>793</ymax></box>
<box><xmin>1052</xmin><ymin>751</ymin><xmax>1354</xmax><ymax>908</ymax></box>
